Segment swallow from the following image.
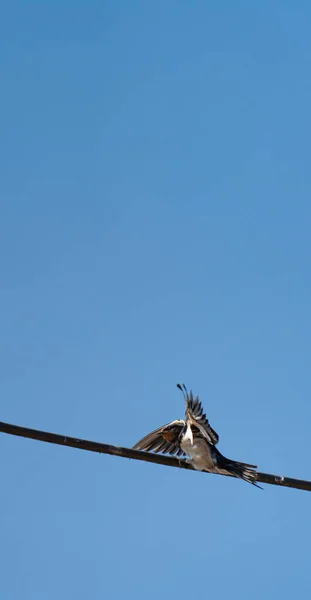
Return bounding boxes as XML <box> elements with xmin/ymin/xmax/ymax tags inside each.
<box><xmin>133</xmin><ymin>383</ymin><xmax>260</xmax><ymax>487</ymax></box>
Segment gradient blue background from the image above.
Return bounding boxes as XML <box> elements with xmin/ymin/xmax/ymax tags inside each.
<box><xmin>1</xmin><ymin>2</ymin><xmax>311</xmax><ymax>599</ymax></box>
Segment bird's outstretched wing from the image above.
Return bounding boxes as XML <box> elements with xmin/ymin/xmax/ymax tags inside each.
<box><xmin>177</xmin><ymin>383</ymin><xmax>219</xmax><ymax>445</ymax></box>
<box><xmin>133</xmin><ymin>420</ymin><xmax>186</xmax><ymax>457</ymax></box>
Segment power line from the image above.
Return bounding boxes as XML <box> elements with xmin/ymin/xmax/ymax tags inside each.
<box><xmin>1</xmin><ymin>420</ymin><xmax>310</xmax><ymax>492</ymax></box>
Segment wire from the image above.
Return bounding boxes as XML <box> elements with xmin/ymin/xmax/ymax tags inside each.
<box><xmin>1</xmin><ymin>420</ymin><xmax>310</xmax><ymax>491</ymax></box>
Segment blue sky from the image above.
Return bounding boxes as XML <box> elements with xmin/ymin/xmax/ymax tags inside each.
<box><xmin>1</xmin><ymin>2</ymin><xmax>311</xmax><ymax>598</ymax></box>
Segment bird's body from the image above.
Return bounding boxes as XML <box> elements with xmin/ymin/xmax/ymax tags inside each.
<box><xmin>181</xmin><ymin>434</ymin><xmax>216</xmax><ymax>472</ymax></box>
<box><xmin>133</xmin><ymin>384</ymin><xmax>259</xmax><ymax>487</ymax></box>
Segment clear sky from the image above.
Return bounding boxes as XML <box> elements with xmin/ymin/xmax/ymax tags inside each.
<box><xmin>1</xmin><ymin>2</ymin><xmax>311</xmax><ymax>599</ymax></box>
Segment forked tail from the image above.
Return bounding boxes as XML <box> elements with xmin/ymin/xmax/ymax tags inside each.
<box><xmin>219</xmin><ymin>456</ymin><xmax>261</xmax><ymax>488</ymax></box>
<box><xmin>217</xmin><ymin>452</ymin><xmax>262</xmax><ymax>489</ymax></box>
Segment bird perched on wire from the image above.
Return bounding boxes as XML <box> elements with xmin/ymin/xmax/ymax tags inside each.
<box><xmin>133</xmin><ymin>383</ymin><xmax>260</xmax><ymax>487</ymax></box>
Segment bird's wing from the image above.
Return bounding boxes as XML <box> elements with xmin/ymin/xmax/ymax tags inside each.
<box><xmin>186</xmin><ymin>390</ymin><xmax>219</xmax><ymax>445</ymax></box>
<box><xmin>133</xmin><ymin>420</ymin><xmax>186</xmax><ymax>457</ymax></box>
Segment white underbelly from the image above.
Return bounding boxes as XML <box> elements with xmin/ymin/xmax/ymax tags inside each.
<box><xmin>181</xmin><ymin>438</ymin><xmax>215</xmax><ymax>471</ymax></box>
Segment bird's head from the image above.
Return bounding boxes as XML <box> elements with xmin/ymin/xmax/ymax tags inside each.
<box><xmin>160</xmin><ymin>421</ymin><xmax>183</xmax><ymax>444</ymax></box>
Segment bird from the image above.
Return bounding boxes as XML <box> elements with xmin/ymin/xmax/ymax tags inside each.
<box><xmin>133</xmin><ymin>383</ymin><xmax>260</xmax><ymax>487</ymax></box>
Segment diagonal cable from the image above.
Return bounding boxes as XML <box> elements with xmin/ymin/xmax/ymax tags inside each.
<box><xmin>1</xmin><ymin>420</ymin><xmax>309</xmax><ymax>492</ymax></box>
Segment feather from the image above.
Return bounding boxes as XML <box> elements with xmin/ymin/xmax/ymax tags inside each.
<box><xmin>133</xmin><ymin>420</ymin><xmax>186</xmax><ymax>457</ymax></box>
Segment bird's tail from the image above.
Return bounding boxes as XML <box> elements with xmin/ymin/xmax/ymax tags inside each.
<box><xmin>218</xmin><ymin>456</ymin><xmax>261</xmax><ymax>488</ymax></box>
